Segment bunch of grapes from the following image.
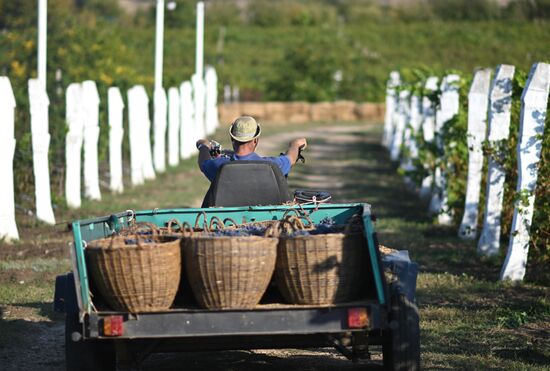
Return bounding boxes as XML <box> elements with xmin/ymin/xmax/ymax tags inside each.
<box><xmin>290</xmin><ymin>230</ymin><xmax>311</xmax><ymax>237</ymax></box>
<box><xmin>241</xmin><ymin>225</ymin><xmax>268</xmax><ymax>236</ymax></box>
<box><xmin>210</xmin><ymin>229</ymin><xmax>249</xmax><ymax>237</ymax></box>
<box><xmin>194</xmin><ymin>217</ymin><xmax>355</xmax><ymax>238</ymax></box>
<box><xmin>207</xmin><ymin>225</ymin><xmax>269</xmax><ymax>237</ymax></box>
<box><xmin>319</xmin><ymin>217</ymin><xmax>335</xmax><ymax>225</ymax></box>
<box><xmin>283</xmin><ymin>217</ymin><xmax>341</xmax><ymax>237</ymax></box>
<box><xmin>310</xmin><ymin>217</ymin><xmax>342</xmax><ymax>235</ymax></box>
<box><xmin>124</xmin><ymin>238</ymin><xmax>154</xmax><ymax>245</ymax></box>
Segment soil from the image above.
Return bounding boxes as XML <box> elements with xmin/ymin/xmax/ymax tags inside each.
<box><xmin>0</xmin><ymin>215</ymin><xmax>71</xmax><ymax>261</ymax></box>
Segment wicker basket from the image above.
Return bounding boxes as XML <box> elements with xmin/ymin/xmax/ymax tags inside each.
<box><xmin>86</xmin><ymin>234</ymin><xmax>181</xmax><ymax>313</ymax></box>
<box><xmin>182</xmin><ymin>232</ymin><xmax>278</xmax><ymax>310</ymax></box>
<box><xmin>275</xmin><ymin>229</ymin><xmax>368</xmax><ymax>305</ymax></box>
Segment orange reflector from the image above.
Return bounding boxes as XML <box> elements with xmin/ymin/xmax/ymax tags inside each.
<box><xmin>103</xmin><ymin>315</ymin><xmax>124</xmax><ymax>336</ymax></box>
<box><xmin>348</xmin><ymin>307</ymin><xmax>369</xmax><ymax>328</ymax></box>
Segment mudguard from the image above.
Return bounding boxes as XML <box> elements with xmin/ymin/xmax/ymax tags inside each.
<box><xmin>53</xmin><ymin>273</ymin><xmax>79</xmax><ymax>313</ymax></box>
<box><xmin>382</xmin><ymin>256</ymin><xmax>419</xmax><ymax>303</ymax></box>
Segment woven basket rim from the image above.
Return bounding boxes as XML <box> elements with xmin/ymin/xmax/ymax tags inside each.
<box><xmin>87</xmin><ymin>236</ymin><xmax>180</xmax><ymax>250</ymax></box>
<box><xmin>183</xmin><ymin>235</ymin><xmax>279</xmax><ymax>241</ymax></box>
<box><xmin>279</xmin><ymin>231</ymin><xmax>363</xmax><ymax>240</ymax></box>
<box><xmin>86</xmin><ymin>244</ymin><xmax>178</xmax><ymax>251</ymax></box>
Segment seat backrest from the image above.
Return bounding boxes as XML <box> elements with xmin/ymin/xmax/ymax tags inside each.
<box><xmin>202</xmin><ymin>161</ymin><xmax>292</xmax><ymax>207</ymax></box>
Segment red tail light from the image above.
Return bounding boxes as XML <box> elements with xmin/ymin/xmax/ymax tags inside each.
<box><xmin>103</xmin><ymin>315</ymin><xmax>124</xmax><ymax>336</ymax></box>
<box><xmin>348</xmin><ymin>307</ymin><xmax>369</xmax><ymax>328</ymax></box>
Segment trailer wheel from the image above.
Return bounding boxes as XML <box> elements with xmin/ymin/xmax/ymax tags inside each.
<box><xmin>65</xmin><ymin>312</ymin><xmax>116</xmax><ymax>371</ymax></box>
<box><xmin>382</xmin><ymin>293</ymin><xmax>420</xmax><ymax>371</ymax></box>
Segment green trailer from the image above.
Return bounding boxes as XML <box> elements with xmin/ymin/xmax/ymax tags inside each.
<box><xmin>54</xmin><ymin>203</ymin><xmax>420</xmax><ymax>370</ymax></box>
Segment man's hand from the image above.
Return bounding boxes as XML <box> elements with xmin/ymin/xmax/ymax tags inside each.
<box><xmin>196</xmin><ymin>139</ymin><xmax>210</xmax><ymax>150</ymax></box>
<box><xmin>286</xmin><ymin>137</ymin><xmax>308</xmax><ymax>165</ymax></box>
<box><xmin>290</xmin><ymin>138</ymin><xmax>307</xmax><ymax>150</ymax></box>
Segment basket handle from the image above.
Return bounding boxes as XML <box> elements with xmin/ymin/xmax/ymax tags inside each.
<box><xmin>223</xmin><ymin>218</ymin><xmax>239</xmax><ymax>228</ymax></box>
<box><xmin>134</xmin><ymin>232</ymin><xmax>147</xmax><ymax>250</ymax></box>
<box><xmin>292</xmin><ymin>216</ymin><xmax>306</xmax><ymax>231</ymax></box>
<box><xmin>166</xmin><ymin>218</ymin><xmax>183</xmax><ymax>234</ymax></box>
<box><xmin>282</xmin><ymin>208</ymin><xmax>314</xmax><ymax>227</ymax></box>
<box><xmin>106</xmin><ymin>233</ymin><xmax>119</xmax><ymax>250</ymax></box>
<box><xmin>194</xmin><ymin>212</ymin><xmax>209</xmax><ymax>232</ymax></box>
<box><xmin>180</xmin><ymin>222</ymin><xmax>194</xmax><ymax>237</ymax></box>
<box><xmin>209</xmin><ymin>216</ymin><xmax>225</xmax><ymax>231</ymax></box>
<box><xmin>280</xmin><ymin>215</ymin><xmax>305</xmax><ymax>234</ymax></box>
<box><xmin>133</xmin><ymin>222</ymin><xmax>160</xmax><ymax>235</ymax></box>
<box><xmin>282</xmin><ymin>208</ymin><xmax>301</xmax><ymax>220</ymax></box>
<box><xmin>263</xmin><ymin>222</ymin><xmax>280</xmax><ymax>238</ymax></box>
<box><xmin>299</xmin><ymin>214</ymin><xmax>314</xmax><ymax>228</ymax></box>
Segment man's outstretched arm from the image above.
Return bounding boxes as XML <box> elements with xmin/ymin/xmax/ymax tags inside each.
<box><xmin>196</xmin><ymin>139</ymin><xmax>212</xmax><ymax>168</ymax></box>
<box><xmin>285</xmin><ymin>138</ymin><xmax>307</xmax><ymax>165</ymax></box>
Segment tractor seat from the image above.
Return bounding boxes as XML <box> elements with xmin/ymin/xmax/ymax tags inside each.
<box><xmin>201</xmin><ymin>161</ymin><xmax>292</xmax><ymax>207</ymax></box>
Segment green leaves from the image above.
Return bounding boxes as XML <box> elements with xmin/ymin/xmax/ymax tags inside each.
<box><xmin>265</xmin><ymin>34</ymin><xmax>342</xmax><ymax>102</ymax></box>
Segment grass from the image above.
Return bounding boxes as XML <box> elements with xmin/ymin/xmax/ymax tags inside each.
<box><xmin>0</xmin><ymin>120</ymin><xmax>548</xmax><ymax>369</ymax></box>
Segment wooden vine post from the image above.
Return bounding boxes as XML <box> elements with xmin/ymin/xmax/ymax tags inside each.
<box><xmin>82</xmin><ymin>80</ymin><xmax>102</xmax><ymax>201</ymax></box>
<box><xmin>194</xmin><ymin>2</ymin><xmax>206</xmax><ymax>141</ymax></box>
<box><xmin>180</xmin><ymin>81</ymin><xmax>195</xmax><ymax>160</ymax></box>
<box><xmin>192</xmin><ymin>73</ymin><xmax>205</xmax><ymax>142</ymax></box>
<box><xmin>153</xmin><ymin>87</ymin><xmax>168</xmax><ymax>173</ymax></box>
<box><xmin>477</xmin><ymin>65</ymin><xmax>515</xmax><ymax>256</ymax></box>
<box><xmin>108</xmin><ymin>87</ymin><xmax>125</xmax><ymax>194</ymax></box>
<box><xmin>28</xmin><ymin>78</ymin><xmax>56</xmax><ymax>225</ymax></box>
<box><xmin>0</xmin><ymin>77</ymin><xmax>19</xmax><ymax>242</ymax></box>
<box><xmin>501</xmin><ymin>62</ymin><xmax>550</xmax><ymax>281</ymax></box>
<box><xmin>458</xmin><ymin>69</ymin><xmax>492</xmax><ymax>239</ymax></box>
<box><xmin>168</xmin><ymin>87</ymin><xmax>180</xmax><ymax>167</ymax></box>
<box><xmin>419</xmin><ymin>76</ymin><xmax>439</xmax><ymax>199</ymax></box>
<box><xmin>128</xmin><ymin>86</ymin><xmax>144</xmax><ymax>186</ymax></box>
<box><xmin>429</xmin><ymin>74</ymin><xmax>460</xmax><ymax>224</ymax></box>
<box><xmin>128</xmin><ymin>86</ymin><xmax>156</xmax><ymax>186</ymax></box>
<box><xmin>205</xmin><ymin>66</ymin><xmax>220</xmax><ymax>135</ymax></box>
<box><xmin>65</xmin><ymin>83</ymin><xmax>83</xmax><ymax>209</ymax></box>
<box><xmin>390</xmin><ymin>89</ymin><xmax>410</xmax><ymax>161</ymax></box>
<box><xmin>383</xmin><ymin>71</ymin><xmax>400</xmax><ymax>149</ymax></box>
<box><xmin>140</xmin><ymin>88</ymin><xmax>156</xmax><ymax>182</ymax></box>
<box><xmin>401</xmin><ymin>92</ymin><xmax>422</xmax><ymax>187</ymax></box>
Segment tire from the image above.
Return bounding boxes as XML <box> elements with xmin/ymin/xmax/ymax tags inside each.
<box><xmin>382</xmin><ymin>293</ymin><xmax>421</xmax><ymax>371</ymax></box>
<box><xmin>65</xmin><ymin>301</ymin><xmax>116</xmax><ymax>371</ymax></box>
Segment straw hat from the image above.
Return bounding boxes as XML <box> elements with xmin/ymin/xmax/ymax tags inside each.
<box><xmin>229</xmin><ymin>116</ymin><xmax>261</xmax><ymax>142</ymax></box>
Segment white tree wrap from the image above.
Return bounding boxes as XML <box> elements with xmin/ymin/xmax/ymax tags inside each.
<box><xmin>108</xmin><ymin>87</ymin><xmax>125</xmax><ymax>194</ymax></box>
<box><xmin>28</xmin><ymin>78</ymin><xmax>56</xmax><ymax>224</ymax></box>
<box><xmin>458</xmin><ymin>69</ymin><xmax>492</xmax><ymax>239</ymax></box>
<box><xmin>478</xmin><ymin>65</ymin><xmax>515</xmax><ymax>256</ymax></box>
<box><xmin>0</xmin><ymin>77</ymin><xmax>19</xmax><ymax>242</ymax></box>
<box><xmin>501</xmin><ymin>62</ymin><xmax>550</xmax><ymax>281</ymax></box>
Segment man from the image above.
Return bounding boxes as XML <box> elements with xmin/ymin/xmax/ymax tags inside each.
<box><xmin>196</xmin><ymin>116</ymin><xmax>307</xmax><ymax>182</ymax></box>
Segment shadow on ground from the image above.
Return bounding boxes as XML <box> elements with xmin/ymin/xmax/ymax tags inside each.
<box><xmin>142</xmin><ymin>349</ymin><xmax>384</xmax><ymax>371</ymax></box>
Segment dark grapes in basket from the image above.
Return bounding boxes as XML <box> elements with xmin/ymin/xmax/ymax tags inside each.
<box><xmin>124</xmin><ymin>238</ymin><xmax>154</xmax><ymax>245</ymax></box>
<box><xmin>206</xmin><ymin>225</ymin><xmax>269</xmax><ymax>237</ymax></box>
